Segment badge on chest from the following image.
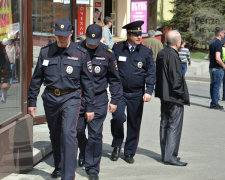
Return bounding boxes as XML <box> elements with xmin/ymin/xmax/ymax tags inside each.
<box><xmin>66</xmin><ymin>66</ymin><xmax>73</xmax><ymax>74</ymax></box>
<box><xmin>137</xmin><ymin>62</ymin><xmax>143</xmax><ymax>68</ymax></box>
<box><xmin>94</xmin><ymin>66</ymin><xmax>101</xmax><ymax>73</ymax></box>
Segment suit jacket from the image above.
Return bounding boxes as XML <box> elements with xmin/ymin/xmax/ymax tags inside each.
<box><xmin>155</xmin><ymin>46</ymin><xmax>190</xmax><ymax>105</ymax></box>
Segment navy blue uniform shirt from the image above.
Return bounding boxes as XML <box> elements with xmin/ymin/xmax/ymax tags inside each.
<box><xmin>79</xmin><ymin>40</ymin><xmax>122</xmax><ymax>105</ymax></box>
<box><xmin>113</xmin><ymin>41</ymin><xmax>156</xmax><ymax>95</ymax></box>
<box><xmin>209</xmin><ymin>38</ymin><xmax>223</xmax><ymax>68</ymax></box>
<box><xmin>28</xmin><ymin>41</ymin><xmax>94</xmax><ymax>112</ymax></box>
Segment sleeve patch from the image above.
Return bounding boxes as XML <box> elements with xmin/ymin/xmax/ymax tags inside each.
<box><xmin>87</xmin><ymin>61</ymin><xmax>93</xmax><ymax>72</ymax></box>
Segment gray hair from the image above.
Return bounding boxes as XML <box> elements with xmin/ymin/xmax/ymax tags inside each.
<box><xmin>104</xmin><ymin>16</ymin><xmax>112</xmax><ymax>25</ymax></box>
<box><xmin>166</xmin><ymin>30</ymin><xmax>181</xmax><ymax>46</ymax></box>
<box><xmin>215</xmin><ymin>27</ymin><xmax>224</xmax><ymax>37</ymax></box>
<box><xmin>148</xmin><ymin>30</ymin><xmax>155</xmax><ymax>37</ymax></box>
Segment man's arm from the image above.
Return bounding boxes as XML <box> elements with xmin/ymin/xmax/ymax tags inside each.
<box><xmin>107</xmin><ymin>50</ymin><xmax>123</xmax><ymax>109</ymax></box>
<box><xmin>80</xmin><ymin>52</ymin><xmax>95</xmax><ymax>117</ymax></box>
<box><xmin>27</xmin><ymin>51</ymin><xmax>44</xmax><ymax>112</ymax></box>
<box><xmin>145</xmin><ymin>49</ymin><xmax>156</xmax><ymax>95</ymax></box>
<box><xmin>216</xmin><ymin>52</ymin><xmax>225</xmax><ymax>69</ymax></box>
<box><xmin>168</xmin><ymin>53</ymin><xmax>184</xmax><ymax>97</ymax></box>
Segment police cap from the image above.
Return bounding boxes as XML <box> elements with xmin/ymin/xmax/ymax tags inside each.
<box><xmin>86</xmin><ymin>24</ymin><xmax>102</xmax><ymax>45</ymax></box>
<box><xmin>55</xmin><ymin>18</ymin><xmax>72</xmax><ymax>36</ymax></box>
<box><xmin>122</xmin><ymin>20</ymin><xmax>144</xmax><ymax>35</ymax></box>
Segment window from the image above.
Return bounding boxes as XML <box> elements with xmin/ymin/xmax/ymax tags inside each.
<box><xmin>0</xmin><ymin>0</ymin><xmax>22</xmax><ymax>125</ymax></box>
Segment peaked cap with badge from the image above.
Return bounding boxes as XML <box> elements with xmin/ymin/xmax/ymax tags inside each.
<box><xmin>55</xmin><ymin>18</ymin><xmax>72</xmax><ymax>36</ymax></box>
<box><xmin>122</xmin><ymin>20</ymin><xmax>144</xmax><ymax>35</ymax></box>
<box><xmin>86</xmin><ymin>24</ymin><xmax>102</xmax><ymax>45</ymax></box>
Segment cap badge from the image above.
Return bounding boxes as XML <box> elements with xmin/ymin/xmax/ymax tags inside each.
<box><xmin>137</xmin><ymin>62</ymin><xmax>143</xmax><ymax>68</ymax></box>
<box><xmin>94</xmin><ymin>66</ymin><xmax>101</xmax><ymax>73</ymax></box>
<box><xmin>61</xmin><ymin>24</ymin><xmax>64</xmax><ymax>29</ymax></box>
<box><xmin>92</xmin><ymin>34</ymin><xmax>95</xmax><ymax>38</ymax></box>
<box><xmin>66</xmin><ymin>66</ymin><xmax>73</xmax><ymax>74</ymax></box>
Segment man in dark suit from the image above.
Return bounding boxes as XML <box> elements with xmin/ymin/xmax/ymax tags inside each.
<box><xmin>155</xmin><ymin>30</ymin><xmax>190</xmax><ymax>166</ymax></box>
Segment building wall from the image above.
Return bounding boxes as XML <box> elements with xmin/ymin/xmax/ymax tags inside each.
<box><xmin>117</xmin><ymin>0</ymin><xmax>130</xmax><ymax>38</ymax></box>
<box><xmin>157</xmin><ymin>0</ymin><xmax>174</xmax><ymax>25</ymax></box>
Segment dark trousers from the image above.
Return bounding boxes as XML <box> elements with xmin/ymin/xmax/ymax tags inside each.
<box><xmin>42</xmin><ymin>90</ymin><xmax>81</xmax><ymax>180</ymax></box>
<box><xmin>77</xmin><ymin>92</ymin><xmax>108</xmax><ymax>175</ymax></box>
<box><xmin>111</xmin><ymin>91</ymin><xmax>144</xmax><ymax>156</ymax></box>
<box><xmin>160</xmin><ymin>101</ymin><xmax>184</xmax><ymax>162</ymax></box>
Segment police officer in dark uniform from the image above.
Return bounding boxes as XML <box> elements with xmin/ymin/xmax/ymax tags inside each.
<box><xmin>27</xmin><ymin>18</ymin><xmax>94</xmax><ymax>180</ymax></box>
<box><xmin>76</xmin><ymin>24</ymin><xmax>122</xmax><ymax>180</ymax></box>
<box><xmin>110</xmin><ymin>21</ymin><xmax>156</xmax><ymax>164</ymax></box>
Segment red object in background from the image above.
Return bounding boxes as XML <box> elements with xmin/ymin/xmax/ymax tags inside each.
<box><xmin>95</xmin><ymin>2</ymin><xmax>101</xmax><ymax>7</ymax></box>
<box><xmin>78</xmin><ymin>6</ymin><xmax>86</xmax><ymax>36</ymax></box>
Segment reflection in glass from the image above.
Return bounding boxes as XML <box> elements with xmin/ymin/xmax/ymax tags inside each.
<box><xmin>0</xmin><ymin>0</ymin><xmax>22</xmax><ymax>125</ymax></box>
<box><xmin>32</xmin><ymin>0</ymin><xmax>71</xmax><ymax>116</ymax></box>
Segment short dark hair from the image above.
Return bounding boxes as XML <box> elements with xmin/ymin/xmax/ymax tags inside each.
<box><xmin>104</xmin><ymin>16</ymin><xmax>112</xmax><ymax>25</ymax></box>
<box><xmin>215</xmin><ymin>27</ymin><xmax>224</xmax><ymax>37</ymax></box>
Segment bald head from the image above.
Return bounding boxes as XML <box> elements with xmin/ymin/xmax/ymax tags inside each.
<box><xmin>166</xmin><ymin>30</ymin><xmax>181</xmax><ymax>49</ymax></box>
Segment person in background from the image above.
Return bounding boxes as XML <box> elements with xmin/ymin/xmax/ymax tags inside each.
<box><xmin>221</xmin><ymin>41</ymin><xmax>225</xmax><ymax>100</ymax></box>
<box><xmin>209</xmin><ymin>27</ymin><xmax>225</xmax><ymax>109</ymax></box>
<box><xmin>96</xmin><ymin>21</ymin><xmax>106</xmax><ymax>44</ymax></box>
<box><xmin>0</xmin><ymin>42</ymin><xmax>11</xmax><ymax>103</ymax></box>
<box><xmin>155</xmin><ymin>30</ymin><xmax>190</xmax><ymax>166</ymax></box>
<box><xmin>28</xmin><ymin>18</ymin><xmax>94</xmax><ymax>180</ymax></box>
<box><xmin>5</xmin><ymin>39</ymin><xmax>16</xmax><ymax>84</ymax></box>
<box><xmin>76</xmin><ymin>24</ymin><xmax>122</xmax><ymax>180</ymax></box>
<box><xmin>93</xmin><ymin>8</ymin><xmax>101</xmax><ymax>23</ymax></box>
<box><xmin>102</xmin><ymin>16</ymin><xmax>114</xmax><ymax>49</ymax></box>
<box><xmin>178</xmin><ymin>40</ymin><xmax>191</xmax><ymax>76</ymax></box>
<box><xmin>143</xmin><ymin>30</ymin><xmax>163</xmax><ymax>62</ymax></box>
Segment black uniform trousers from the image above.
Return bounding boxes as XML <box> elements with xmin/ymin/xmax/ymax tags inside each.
<box><xmin>160</xmin><ymin>101</ymin><xmax>184</xmax><ymax>162</ymax></box>
<box><xmin>42</xmin><ymin>89</ymin><xmax>81</xmax><ymax>180</ymax></box>
<box><xmin>77</xmin><ymin>92</ymin><xmax>108</xmax><ymax>175</ymax></box>
<box><xmin>111</xmin><ymin>90</ymin><xmax>144</xmax><ymax>156</ymax></box>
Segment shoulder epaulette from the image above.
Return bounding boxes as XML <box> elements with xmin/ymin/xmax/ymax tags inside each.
<box><xmin>77</xmin><ymin>44</ymin><xmax>88</xmax><ymax>53</ymax></box>
<box><xmin>114</xmin><ymin>41</ymin><xmax>125</xmax><ymax>45</ymax></box>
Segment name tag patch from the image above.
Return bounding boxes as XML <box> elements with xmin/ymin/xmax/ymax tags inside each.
<box><xmin>96</xmin><ymin>57</ymin><xmax>106</xmax><ymax>60</ymax></box>
<box><xmin>67</xmin><ymin>56</ymin><xmax>79</xmax><ymax>60</ymax></box>
<box><xmin>118</xmin><ymin>56</ymin><xmax>127</xmax><ymax>62</ymax></box>
<box><xmin>42</xmin><ymin>59</ymin><xmax>49</xmax><ymax>66</ymax></box>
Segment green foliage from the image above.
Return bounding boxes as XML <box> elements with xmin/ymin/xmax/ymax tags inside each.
<box><xmin>162</xmin><ymin>0</ymin><xmax>225</xmax><ymax>49</ymax></box>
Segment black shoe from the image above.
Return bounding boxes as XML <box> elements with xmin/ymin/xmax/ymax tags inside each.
<box><xmin>124</xmin><ymin>155</ymin><xmax>134</xmax><ymax>164</ymax></box>
<box><xmin>78</xmin><ymin>153</ymin><xmax>85</xmax><ymax>167</ymax></box>
<box><xmin>51</xmin><ymin>168</ymin><xmax>61</xmax><ymax>178</ymax></box>
<box><xmin>210</xmin><ymin>104</ymin><xmax>224</xmax><ymax>110</ymax></box>
<box><xmin>88</xmin><ymin>173</ymin><xmax>99</xmax><ymax>180</ymax></box>
<box><xmin>164</xmin><ymin>159</ymin><xmax>187</xmax><ymax>166</ymax></box>
<box><xmin>111</xmin><ymin>147</ymin><xmax>121</xmax><ymax>161</ymax></box>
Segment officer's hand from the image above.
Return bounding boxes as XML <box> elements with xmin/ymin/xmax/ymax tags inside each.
<box><xmin>109</xmin><ymin>104</ymin><xmax>117</xmax><ymax>113</ymax></box>
<box><xmin>143</xmin><ymin>93</ymin><xmax>152</xmax><ymax>102</ymax></box>
<box><xmin>28</xmin><ymin>107</ymin><xmax>37</xmax><ymax>118</ymax></box>
<box><xmin>85</xmin><ymin>112</ymin><xmax>95</xmax><ymax>122</ymax></box>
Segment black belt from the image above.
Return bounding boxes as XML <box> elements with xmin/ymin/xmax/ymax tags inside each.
<box><xmin>46</xmin><ymin>87</ymin><xmax>76</xmax><ymax>96</ymax></box>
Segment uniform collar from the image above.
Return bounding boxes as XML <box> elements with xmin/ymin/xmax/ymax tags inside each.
<box><xmin>49</xmin><ymin>41</ymin><xmax>74</xmax><ymax>57</ymax></box>
<box><xmin>124</xmin><ymin>40</ymin><xmax>141</xmax><ymax>51</ymax></box>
